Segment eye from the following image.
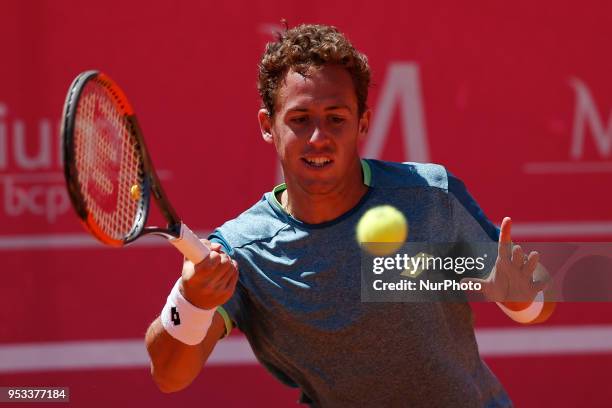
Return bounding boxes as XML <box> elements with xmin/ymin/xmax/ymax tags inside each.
<box><xmin>329</xmin><ymin>116</ymin><xmax>346</xmax><ymax>124</ymax></box>
<box><xmin>290</xmin><ymin>116</ymin><xmax>309</xmax><ymax>125</ymax></box>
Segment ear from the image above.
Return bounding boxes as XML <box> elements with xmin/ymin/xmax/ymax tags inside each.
<box><xmin>358</xmin><ymin>109</ymin><xmax>371</xmax><ymax>140</ymax></box>
<box><xmin>258</xmin><ymin>109</ymin><xmax>274</xmax><ymax>144</ymax></box>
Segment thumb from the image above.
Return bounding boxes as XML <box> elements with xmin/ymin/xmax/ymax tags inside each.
<box><xmin>532</xmin><ymin>280</ymin><xmax>548</xmax><ymax>293</ymax></box>
<box><xmin>209</xmin><ymin>242</ymin><xmax>223</xmax><ymax>252</ymax></box>
<box><xmin>199</xmin><ymin>238</ymin><xmax>223</xmax><ymax>253</ymax></box>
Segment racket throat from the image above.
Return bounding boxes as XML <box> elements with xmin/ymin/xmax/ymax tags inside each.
<box><xmin>142</xmin><ymin>225</ymin><xmax>182</xmax><ymax>240</ymax></box>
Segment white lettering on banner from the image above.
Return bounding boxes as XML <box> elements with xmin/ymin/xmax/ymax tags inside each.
<box><xmin>362</xmin><ymin>63</ymin><xmax>430</xmax><ymax>162</ymax></box>
<box><xmin>14</xmin><ymin>119</ymin><xmax>53</xmax><ymax>169</ymax></box>
<box><xmin>2</xmin><ymin>175</ymin><xmax>70</xmax><ymax>223</ymax></box>
<box><xmin>569</xmin><ymin>78</ymin><xmax>612</xmax><ymax>159</ymax></box>
<box><xmin>276</xmin><ymin>62</ymin><xmax>431</xmax><ymax>182</ymax></box>
<box><xmin>0</xmin><ymin>104</ymin><xmax>60</xmax><ymax>171</ymax></box>
<box><xmin>0</xmin><ymin>102</ymin><xmax>69</xmax><ymax>223</ymax></box>
<box><xmin>523</xmin><ymin>78</ymin><xmax>612</xmax><ymax>174</ymax></box>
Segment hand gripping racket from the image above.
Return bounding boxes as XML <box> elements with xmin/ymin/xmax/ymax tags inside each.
<box><xmin>61</xmin><ymin>70</ymin><xmax>209</xmax><ymax>264</ymax></box>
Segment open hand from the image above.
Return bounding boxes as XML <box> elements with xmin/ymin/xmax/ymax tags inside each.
<box><xmin>462</xmin><ymin>217</ymin><xmax>547</xmax><ymax>306</ymax></box>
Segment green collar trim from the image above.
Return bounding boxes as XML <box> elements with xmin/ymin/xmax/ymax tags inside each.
<box><xmin>270</xmin><ymin>159</ymin><xmax>371</xmax><ymax>214</ymax></box>
<box><xmin>271</xmin><ymin>183</ymin><xmax>287</xmax><ymax>212</ymax></box>
<box><xmin>361</xmin><ymin>158</ymin><xmax>372</xmax><ymax>186</ymax></box>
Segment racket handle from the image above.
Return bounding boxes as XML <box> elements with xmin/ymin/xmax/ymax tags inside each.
<box><xmin>169</xmin><ymin>223</ymin><xmax>210</xmax><ymax>264</ymax></box>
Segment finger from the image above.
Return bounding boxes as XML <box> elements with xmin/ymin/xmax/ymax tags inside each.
<box><xmin>522</xmin><ymin>251</ymin><xmax>540</xmax><ymax>276</ymax></box>
<box><xmin>224</xmin><ymin>273</ymin><xmax>239</xmax><ymax>295</ymax></box>
<box><xmin>205</xmin><ymin>250</ymin><xmax>223</xmax><ymax>267</ymax></box>
<box><xmin>223</xmin><ymin>267</ymin><xmax>239</xmax><ymax>292</ymax></box>
<box><xmin>192</xmin><ymin>251</ymin><xmax>221</xmax><ymax>277</ymax></box>
<box><xmin>215</xmin><ymin>270</ymin><xmax>238</xmax><ymax>304</ymax></box>
<box><xmin>199</xmin><ymin>239</ymin><xmax>222</xmax><ymax>253</ymax></box>
<box><xmin>532</xmin><ymin>280</ymin><xmax>548</xmax><ymax>293</ymax></box>
<box><xmin>213</xmin><ymin>268</ymin><xmax>234</xmax><ymax>290</ymax></box>
<box><xmin>498</xmin><ymin>217</ymin><xmax>513</xmax><ymax>260</ymax></box>
<box><xmin>532</xmin><ymin>260</ymin><xmax>550</xmax><ymax>284</ymax></box>
<box><xmin>218</xmin><ymin>253</ymin><xmax>233</xmax><ymax>268</ymax></box>
<box><xmin>196</xmin><ymin>264</ymin><xmax>232</xmax><ymax>292</ymax></box>
<box><xmin>218</xmin><ymin>253</ymin><xmax>237</xmax><ymax>274</ymax></box>
<box><xmin>511</xmin><ymin>245</ymin><xmax>525</xmax><ymax>269</ymax></box>
<box><xmin>216</xmin><ymin>256</ymin><xmax>235</xmax><ymax>278</ymax></box>
<box><xmin>207</xmin><ymin>254</ymin><xmax>234</xmax><ymax>284</ymax></box>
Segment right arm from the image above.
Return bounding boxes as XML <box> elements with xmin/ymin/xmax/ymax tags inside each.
<box><xmin>145</xmin><ymin>242</ymin><xmax>238</xmax><ymax>392</ymax></box>
<box><xmin>145</xmin><ymin>311</ymin><xmax>227</xmax><ymax>392</ymax></box>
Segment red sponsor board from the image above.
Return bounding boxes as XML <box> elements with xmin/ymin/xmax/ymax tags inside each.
<box><xmin>1</xmin><ymin>1</ymin><xmax>611</xmax><ymax>407</ymax></box>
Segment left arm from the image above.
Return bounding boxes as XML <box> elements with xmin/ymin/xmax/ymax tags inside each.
<box><xmin>446</xmin><ymin>172</ymin><xmax>554</xmax><ymax>323</ymax></box>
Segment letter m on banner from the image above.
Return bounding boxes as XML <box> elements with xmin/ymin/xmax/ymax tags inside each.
<box><xmin>362</xmin><ymin>63</ymin><xmax>430</xmax><ymax>162</ymax></box>
<box><xmin>569</xmin><ymin>77</ymin><xmax>612</xmax><ymax>159</ymax></box>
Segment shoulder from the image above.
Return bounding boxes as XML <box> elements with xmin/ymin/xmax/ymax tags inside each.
<box><xmin>208</xmin><ymin>194</ymin><xmax>289</xmax><ymax>253</ymax></box>
<box><xmin>365</xmin><ymin>159</ymin><xmax>454</xmax><ymax>191</ymax></box>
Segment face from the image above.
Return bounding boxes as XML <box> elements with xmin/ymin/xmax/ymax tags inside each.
<box><xmin>258</xmin><ymin>64</ymin><xmax>370</xmax><ymax>195</ymax></box>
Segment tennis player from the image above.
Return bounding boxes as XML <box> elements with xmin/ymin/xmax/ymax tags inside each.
<box><xmin>145</xmin><ymin>24</ymin><xmax>551</xmax><ymax>407</ymax></box>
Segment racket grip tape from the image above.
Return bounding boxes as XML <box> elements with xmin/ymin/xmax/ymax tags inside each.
<box><xmin>169</xmin><ymin>223</ymin><xmax>210</xmax><ymax>264</ymax></box>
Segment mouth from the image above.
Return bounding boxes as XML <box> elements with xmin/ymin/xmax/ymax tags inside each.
<box><xmin>301</xmin><ymin>156</ymin><xmax>333</xmax><ymax>169</ymax></box>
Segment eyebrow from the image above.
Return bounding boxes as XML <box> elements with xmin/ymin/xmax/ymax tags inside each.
<box><xmin>325</xmin><ymin>105</ymin><xmax>352</xmax><ymax>112</ymax></box>
<box><xmin>286</xmin><ymin>105</ymin><xmax>352</xmax><ymax>113</ymax></box>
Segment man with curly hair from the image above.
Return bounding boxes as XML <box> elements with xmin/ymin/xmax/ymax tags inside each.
<box><xmin>146</xmin><ymin>23</ymin><xmax>549</xmax><ymax>407</ymax></box>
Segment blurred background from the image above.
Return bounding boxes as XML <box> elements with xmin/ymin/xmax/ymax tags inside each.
<box><xmin>1</xmin><ymin>0</ymin><xmax>611</xmax><ymax>406</ymax></box>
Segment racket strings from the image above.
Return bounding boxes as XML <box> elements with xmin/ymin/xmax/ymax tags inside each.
<box><xmin>73</xmin><ymin>82</ymin><xmax>145</xmax><ymax>241</ymax></box>
<box><xmin>117</xmin><ymin>120</ymin><xmax>144</xmax><ymax>235</ymax></box>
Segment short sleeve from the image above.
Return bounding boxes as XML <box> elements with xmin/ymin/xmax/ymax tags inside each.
<box><xmin>447</xmin><ymin>171</ymin><xmax>499</xmax><ymax>279</ymax></box>
<box><xmin>447</xmin><ymin>171</ymin><xmax>499</xmax><ymax>242</ymax></box>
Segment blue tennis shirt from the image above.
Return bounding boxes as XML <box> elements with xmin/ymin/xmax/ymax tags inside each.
<box><xmin>210</xmin><ymin>159</ymin><xmax>511</xmax><ymax>407</ymax></box>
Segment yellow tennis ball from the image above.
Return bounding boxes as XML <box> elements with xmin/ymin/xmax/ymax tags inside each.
<box><xmin>129</xmin><ymin>184</ymin><xmax>141</xmax><ymax>201</ymax></box>
<box><xmin>356</xmin><ymin>205</ymin><xmax>408</xmax><ymax>256</ymax></box>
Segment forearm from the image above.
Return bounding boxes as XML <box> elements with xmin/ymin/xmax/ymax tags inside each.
<box><xmin>145</xmin><ymin>313</ymin><xmax>226</xmax><ymax>392</ymax></box>
<box><xmin>145</xmin><ymin>245</ymin><xmax>238</xmax><ymax>392</ymax></box>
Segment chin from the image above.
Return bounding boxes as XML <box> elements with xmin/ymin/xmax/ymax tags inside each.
<box><xmin>299</xmin><ymin>179</ymin><xmax>340</xmax><ymax>195</ymax></box>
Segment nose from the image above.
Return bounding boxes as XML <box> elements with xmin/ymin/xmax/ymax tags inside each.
<box><xmin>308</xmin><ymin>122</ymin><xmax>331</xmax><ymax>147</ymax></box>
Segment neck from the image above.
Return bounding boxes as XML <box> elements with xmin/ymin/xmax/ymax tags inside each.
<box><xmin>281</xmin><ymin>158</ymin><xmax>367</xmax><ymax>224</ymax></box>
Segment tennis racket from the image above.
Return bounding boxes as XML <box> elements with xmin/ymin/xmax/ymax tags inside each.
<box><xmin>61</xmin><ymin>70</ymin><xmax>210</xmax><ymax>264</ymax></box>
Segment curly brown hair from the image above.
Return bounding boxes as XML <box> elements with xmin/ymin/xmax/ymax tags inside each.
<box><xmin>258</xmin><ymin>23</ymin><xmax>371</xmax><ymax>118</ymax></box>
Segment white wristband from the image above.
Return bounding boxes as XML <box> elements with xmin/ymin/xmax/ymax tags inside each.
<box><xmin>497</xmin><ymin>290</ymin><xmax>545</xmax><ymax>324</ymax></box>
<box><xmin>161</xmin><ymin>278</ymin><xmax>215</xmax><ymax>345</ymax></box>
